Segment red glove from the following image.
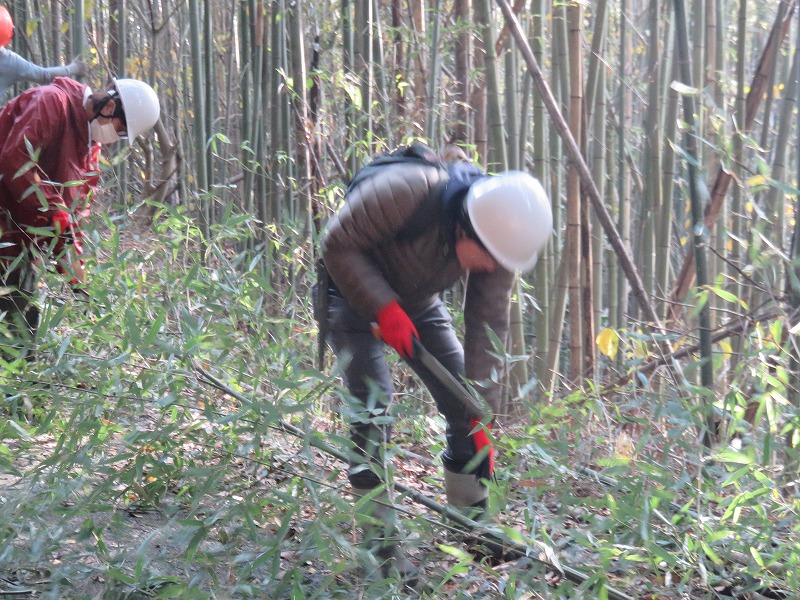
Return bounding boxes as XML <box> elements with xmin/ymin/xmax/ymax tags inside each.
<box><xmin>470</xmin><ymin>418</ymin><xmax>495</xmax><ymax>478</ymax></box>
<box><xmin>52</xmin><ymin>211</ymin><xmax>72</xmax><ymax>236</ymax></box>
<box><xmin>85</xmin><ymin>142</ymin><xmax>102</xmax><ymax>189</ymax></box>
<box><xmin>376</xmin><ymin>300</ymin><xmax>419</xmax><ymax>358</ymax></box>
<box><xmin>51</xmin><ymin>211</ymin><xmax>85</xmax><ymax>285</ymax></box>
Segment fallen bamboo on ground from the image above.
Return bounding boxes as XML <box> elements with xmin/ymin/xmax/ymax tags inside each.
<box><xmin>193</xmin><ymin>363</ymin><xmax>634</xmax><ymax>600</ymax></box>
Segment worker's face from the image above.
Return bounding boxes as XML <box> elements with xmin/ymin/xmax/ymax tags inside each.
<box><xmin>455</xmin><ymin>227</ymin><xmax>498</xmax><ymax>273</ymax></box>
<box><xmin>97</xmin><ymin>99</ymin><xmax>127</xmax><ymax>138</ymax></box>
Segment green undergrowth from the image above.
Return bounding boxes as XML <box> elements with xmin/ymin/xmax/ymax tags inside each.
<box><xmin>1</xmin><ymin>202</ymin><xmax>798</xmax><ymax>599</ymax></box>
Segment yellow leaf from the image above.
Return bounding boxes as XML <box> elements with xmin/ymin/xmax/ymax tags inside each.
<box><xmin>747</xmin><ymin>174</ymin><xmax>768</xmax><ymax>187</ymax></box>
<box><xmin>718</xmin><ymin>340</ymin><xmax>733</xmax><ymax>360</ymax></box>
<box><xmin>596</xmin><ymin>328</ymin><xmax>619</xmax><ymax>360</ymax></box>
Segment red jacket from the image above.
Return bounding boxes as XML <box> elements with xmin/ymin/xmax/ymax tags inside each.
<box><xmin>0</xmin><ymin>77</ymin><xmax>95</xmax><ymax>269</ymax></box>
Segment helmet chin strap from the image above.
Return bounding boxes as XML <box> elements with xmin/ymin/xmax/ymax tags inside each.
<box><xmin>91</xmin><ymin>96</ymin><xmax>114</xmax><ymax>122</ymax></box>
<box><xmin>91</xmin><ymin>90</ymin><xmax>123</xmax><ymax>122</ymax></box>
<box><xmin>458</xmin><ymin>207</ymin><xmax>487</xmax><ymax>250</ymax></box>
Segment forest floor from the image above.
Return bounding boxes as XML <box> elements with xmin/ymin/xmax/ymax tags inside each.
<box><xmin>1</xmin><ymin>209</ymin><xmax>796</xmax><ymax>599</ymax></box>
<box><xmin>0</xmin><ymin>362</ymin><xmax>687</xmax><ymax>600</ymax></box>
<box><xmin>2</xmin><ymin>407</ymin><xmax>627</xmax><ymax>599</ymax></box>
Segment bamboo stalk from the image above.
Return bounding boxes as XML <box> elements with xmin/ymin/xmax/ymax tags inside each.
<box><xmin>494</xmin><ymin>0</ymin><xmax>663</xmax><ymax>335</ymax></box>
<box><xmin>668</xmin><ymin>2</ymin><xmax>796</xmax><ymax>315</ymax></box>
<box><xmin>673</xmin><ymin>0</ymin><xmax>716</xmax><ymax>446</ymax></box>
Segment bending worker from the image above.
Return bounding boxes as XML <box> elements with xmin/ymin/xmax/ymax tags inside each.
<box><xmin>0</xmin><ymin>6</ymin><xmax>88</xmax><ymax>102</ymax></box>
<box><xmin>0</xmin><ymin>75</ymin><xmax>160</xmax><ymax>361</ymax></box>
<box><xmin>320</xmin><ymin>142</ymin><xmax>553</xmax><ymax>580</ymax></box>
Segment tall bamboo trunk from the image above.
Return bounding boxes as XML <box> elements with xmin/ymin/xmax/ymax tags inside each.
<box><xmin>658</xmin><ymin>20</ymin><xmax>677</xmax><ymax>322</ymax></box>
<box><xmin>287</xmin><ymin>1</ymin><xmax>311</xmax><ymax>236</ymax></box>
<box><xmin>616</xmin><ymin>0</ymin><xmax>632</xmax><ymax>333</ymax></box>
<box><xmin>673</xmin><ymin>0</ymin><xmax>715</xmax><ymax>447</ymax></box>
<box><xmin>669</xmin><ymin>3</ymin><xmax>795</xmax><ymax>315</ymax></box>
<box><xmin>783</xmin><ymin>12</ymin><xmax>800</xmax><ymax>476</ymax></box>
<box><xmin>188</xmin><ymin>0</ymin><xmax>210</xmax><ymax>238</ymax></box>
<box><xmin>587</xmin><ymin>0</ymin><xmax>608</xmax><ymax>342</ymax></box>
<box><xmin>453</xmin><ymin>0</ymin><xmax>470</xmax><ymax>143</ymax></box>
<box><xmin>531</xmin><ymin>0</ymin><xmax>551</xmax><ymax>395</ymax></box>
<box><xmin>566</xmin><ymin>1</ymin><xmax>585</xmax><ymax>382</ymax></box>
<box><xmin>642</xmin><ymin>0</ymin><xmax>662</xmax><ymax>308</ymax></box>
<box><xmin>729</xmin><ymin>0</ymin><xmax>748</xmax><ymax>375</ymax></box>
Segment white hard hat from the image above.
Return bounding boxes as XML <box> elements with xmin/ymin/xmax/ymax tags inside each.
<box><xmin>465</xmin><ymin>171</ymin><xmax>553</xmax><ymax>272</ymax></box>
<box><xmin>113</xmin><ymin>78</ymin><xmax>160</xmax><ymax>144</ymax></box>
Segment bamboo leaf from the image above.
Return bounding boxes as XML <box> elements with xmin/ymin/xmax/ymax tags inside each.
<box><xmin>669</xmin><ymin>80</ymin><xmax>699</xmax><ymax>95</ymax></box>
<box><xmin>701</xmin><ymin>541</ymin><xmax>724</xmax><ymax>565</ymax></box>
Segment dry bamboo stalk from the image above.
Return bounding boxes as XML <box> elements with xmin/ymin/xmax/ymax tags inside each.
<box><xmin>494</xmin><ymin>0</ymin><xmax>663</xmax><ymax>336</ymax></box>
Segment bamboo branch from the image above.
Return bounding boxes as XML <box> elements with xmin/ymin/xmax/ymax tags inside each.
<box><xmin>601</xmin><ymin>306</ymin><xmax>787</xmax><ymax>393</ymax></box>
<box><xmin>192</xmin><ymin>363</ymin><xmax>634</xmax><ymax>600</ymax></box>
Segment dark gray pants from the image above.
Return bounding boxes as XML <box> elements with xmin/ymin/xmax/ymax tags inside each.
<box><xmin>328</xmin><ymin>294</ymin><xmax>478</xmax><ymax>489</ymax></box>
<box><xmin>0</xmin><ymin>263</ymin><xmax>40</xmax><ymax>362</ymax></box>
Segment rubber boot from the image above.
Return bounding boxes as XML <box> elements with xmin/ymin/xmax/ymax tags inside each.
<box><xmin>442</xmin><ymin>467</ymin><xmax>488</xmax><ymax>519</ymax></box>
<box><xmin>443</xmin><ymin>467</ymin><xmax>509</xmax><ymax>562</ymax></box>
<box><xmin>352</xmin><ymin>486</ymin><xmax>419</xmax><ymax>586</ymax></box>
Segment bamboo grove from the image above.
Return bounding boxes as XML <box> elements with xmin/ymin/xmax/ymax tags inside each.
<box><xmin>6</xmin><ymin>0</ymin><xmax>800</xmax><ymax>457</ymax></box>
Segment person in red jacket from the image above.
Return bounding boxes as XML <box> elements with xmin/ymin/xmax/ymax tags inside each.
<box><xmin>0</xmin><ymin>75</ymin><xmax>160</xmax><ymax>361</ymax></box>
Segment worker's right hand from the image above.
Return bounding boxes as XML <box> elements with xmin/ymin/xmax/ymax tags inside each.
<box><xmin>51</xmin><ymin>211</ymin><xmax>86</xmax><ymax>285</ymax></box>
<box><xmin>376</xmin><ymin>300</ymin><xmax>418</xmax><ymax>359</ymax></box>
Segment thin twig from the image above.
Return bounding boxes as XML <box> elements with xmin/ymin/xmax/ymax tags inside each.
<box><xmin>193</xmin><ymin>363</ymin><xmax>635</xmax><ymax>600</ymax></box>
<box><xmin>601</xmin><ymin>305</ymin><xmax>790</xmax><ymax>393</ymax></box>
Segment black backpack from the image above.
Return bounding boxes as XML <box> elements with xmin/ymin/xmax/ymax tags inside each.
<box><xmin>347</xmin><ymin>141</ymin><xmax>449</xmax><ymax>241</ymax></box>
<box><xmin>345</xmin><ymin>141</ymin><xmax>444</xmax><ymax>191</ymax></box>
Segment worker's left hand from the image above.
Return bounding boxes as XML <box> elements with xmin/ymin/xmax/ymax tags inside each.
<box><xmin>470</xmin><ymin>418</ymin><xmax>494</xmax><ymax>479</ymax></box>
<box><xmin>70</xmin><ymin>257</ymin><xmax>86</xmax><ymax>286</ymax></box>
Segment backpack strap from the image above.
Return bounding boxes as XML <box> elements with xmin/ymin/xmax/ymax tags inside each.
<box><xmin>396</xmin><ymin>175</ymin><xmax>448</xmax><ymax>241</ymax></box>
<box><xmin>346</xmin><ymin>142</ymin><xmax>449</xmax><ymax>242</ymax></box>
<box><xmin>345</xmin><ymin>142</ymin><xmax>445</xmax><ymax>195</ymax></box>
